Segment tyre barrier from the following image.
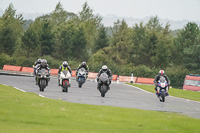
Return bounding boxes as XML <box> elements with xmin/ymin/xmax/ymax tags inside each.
<box><xmin>3</xmin><ymin>65</ymin><xmax>22</xmax><ymax>71</ymax></box>
<box><xmin>2</xmin><ymin>65</ymin><xmax>155</xmax><ymax>85</ymax></box>
<box><xmin>50</xmin><ymin>69</ymin><xmax>59</xmax><ymax>75</ymax></box>
<box><xmin>119</xmin><ymin>76</ymin><xmax>137</xmax><ymax>83</ymax></box>
<box><xmin>72</xmin><ymin>71</ymin><xmax>76</xmax><ymax>77</ymax></box>
<box><xmin>112</xmin><ymin>75</ymin><xmax>118</xmax><ymax>81</ymax></box>
<box><xmin>136</xmin><ymin>77</ymin><xmax>154</xmax><ymax>84</ymax></box>
<box><xmin>88</xmin><ymin>72</ymin><xmax>98</xmax><ymax>79</ymax></box>
<box><xmin>21</xmin><ymin>67</ymin><xmax>34</xmax><ymax>73</ymax></box>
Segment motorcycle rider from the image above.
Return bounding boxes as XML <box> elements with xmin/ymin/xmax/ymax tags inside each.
<box><xmin>97</xmin><ymin>65</ymin><xmax>113</xmax><ymax>90</ymax></box>
<box><xmin>76</xmin><ymin>61</ymin><xmax>89</xmax><ymax>78</ymax></box>
<box><xmin>154</xmin><ymin>70</ymin><xmax>170</xmax><ymax>95</ymax></box>
<box><xmin>33</xmin><ymin>58</ymin><xmax>41</xmax><ymax>75</ymax></box>
<box><xmin>36</xmin><ymin>59</ymin><xmax>50</xmax><ymax>85</ymax></box>
<box><xmin>58</xmin><ymin>61</ymin><xmax>72</xmax><ymax>86</ymax></box>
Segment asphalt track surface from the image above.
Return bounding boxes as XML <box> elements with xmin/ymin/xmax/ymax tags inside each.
<box><xmin>0</xmin><ymin>74</ymin><xmax>200</xmax><ymax>119</ymax></box>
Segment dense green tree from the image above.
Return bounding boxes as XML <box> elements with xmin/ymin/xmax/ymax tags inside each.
<box><xmin>132</xmin><ymin>22</ymin><xmax>146</xmax><ymax>65</ymax></box>
<box><xmin>0</xmin><ymin>3</ymin><xmax>24</xmax><ymax>55</ymax></box>
<box><xmin>93</xmin><ymin>25</ymin><xmax>109</xmax><ymax>53</ymax></box>
<box><xmin>78</xmin><ymin>2</ymin><xmax>102</xmax><ymax>55</ymax></box>
<box><xmin>110</xmin><ymin>20</ymin><xmax>134</xmax><ymax>64</ymax></box>
<box><xmin>40</xmin><ymin>21</ymin><xmax>54</xmax><ymax>56</ymax></box>
<box><xmin>174</xmin><ymin>22</ymin><xmax>200</xmax><ymax>71</ymax></box>
<box><xmin>21</xmin><ymin>24</ymin><xmax>40</xmax><ymax>57</ymax></box>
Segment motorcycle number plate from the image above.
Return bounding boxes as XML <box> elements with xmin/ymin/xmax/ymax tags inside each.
<box><xmin>161</xmin><ymin>83</ymin><xmax>165</xmax><ymax>87</ymax></box>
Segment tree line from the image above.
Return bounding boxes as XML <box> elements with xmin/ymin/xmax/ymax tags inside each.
<box><xmin>0</xmin><ymin>2</ymin><xmax>200</xmax><ymax>88</ymax></box>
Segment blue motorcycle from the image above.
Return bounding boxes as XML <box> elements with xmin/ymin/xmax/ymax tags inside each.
<box><xmin>156</xmin><ymin>76</ymin><xmax>169</xmax><ymax>102</ymax></box>
<box><xmin>76</xmin><ymin>68</ymin><xmax>87</xmax><ymax>88</ymax></box>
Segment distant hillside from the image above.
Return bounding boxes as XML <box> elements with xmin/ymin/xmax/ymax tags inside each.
<box><xmin>102</xmin><ymin>15</ymin><xmax>200</xmax><ymax>30</ymax></box>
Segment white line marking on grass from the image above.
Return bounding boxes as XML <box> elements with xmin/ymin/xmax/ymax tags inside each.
<box><xmin>2</xmin><ymin>84</ymin><xmax>8</xmax><ymax>86</ymax></box>
<box><xmin>14</xmin><ymin>87</ymin><xmax>26</xmax><ymax>92</ymax></box>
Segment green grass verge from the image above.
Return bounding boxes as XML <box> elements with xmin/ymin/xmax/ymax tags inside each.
<box><xmin>0</xmin><ymin>84</ymin><xmax>200</xmax><ymax>133</ymax></box>
<box><xmin>127</xmin><ymin>83</ymin><xmax>200</xmax><ymax>102</ymax></box>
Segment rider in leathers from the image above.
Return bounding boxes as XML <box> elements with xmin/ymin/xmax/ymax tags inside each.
<box><xmin>58</xmin><ymin>61</ymin><xmax>72</xmax><ymax>86</ymax></box>
<box><xmin>76</xmin><ymin>61</ymin><xmax>89</xmax><ymax>78</ymax></box>
<box><xmin>36</xmin><ymin>59</ymin><xmax>50</xmax><ymax>85</ymax></box>
<box><xmin>154</xmin><ymin>70</ymin><xmax>170</xmax><ymax>95</ymax></box>
<box><xmin>97</xmin><ymin>65</ymin><xmax>113</xmax><ymax>90</ymax></box>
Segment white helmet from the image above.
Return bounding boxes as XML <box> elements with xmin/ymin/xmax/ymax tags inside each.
<box><xmin>62</xmin><ymin>61</ymin><xmax>68</xmax><ymax>67</ymax></box>
<box><xmin>159</xmin><ymin>70</ymin><xmax>165</xmax><ymax>75</ymax></box>
<box><xmin>102</xmin><ymin>65</ymin><xmax>108</xmax><ymax>71</ymax></box>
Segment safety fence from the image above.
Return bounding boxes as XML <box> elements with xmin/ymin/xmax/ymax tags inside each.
<box><xmin>2</xmin><ymin>65</ymin><xmax>154</xmax><ymax>84</ymax></box>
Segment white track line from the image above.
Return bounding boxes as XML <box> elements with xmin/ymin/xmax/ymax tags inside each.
<box><xmin>14</xmin><ymin>87</ymin><xmax>26</xmax><ymax>92</ymax></box>
<box><xmin>125</xmin><ymin>84</ymin><xmax>152</xmax><ymax>94</ymax></box>
<box><xmin>125</xmin><ymin>83</ymin><xmax>200</xmax><ymax>103</ymax></box>
<box><xmin>2</xmin><ymin>84</ymin><xmax>47</xmax><ymax>98</ymax></box>
<box><xmin>38</xmin><ymin>94</ymin><xmax>46</xmax><ymax>98</ymax></box>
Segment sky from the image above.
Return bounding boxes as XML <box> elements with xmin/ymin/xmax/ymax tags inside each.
<box><xmin>0</xmin><ymin>0</ymin><xmax>200</xmax><ymax>21</ymax></box>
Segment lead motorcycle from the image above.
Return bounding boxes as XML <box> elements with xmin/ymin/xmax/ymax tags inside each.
<box><xmin>59</xmin><ymin>70</ymin><xmax>71</xmax><ymax>92</ymax></box>
<box><xmin>156</xmin><ymin>76</ymin><xmax>169</xmax><ymax>102</ymax></box>
<box><xmin>98</xmin><ymin>72</ymin><xmax>110</xmax><ymax>97</ymax></box>
<box><xmin>76</xmin><ymin>68</ymin><xmax>87</xmax><ymax>88</ymax></box>
<box><xmin>37</xmin><ymin>68</ymin><xmax>50</xmax><ymax>92</ymax></box>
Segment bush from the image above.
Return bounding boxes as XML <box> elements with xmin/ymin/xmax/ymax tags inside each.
<box><xmin>166</xmin><ymin>66</ymin><xmax>189</xmax><ymax>88</ymax></box>
<box><xmin>0</xmin><ymin>53</ymin><xmax>15</xmax><ymax>69</ymax></box>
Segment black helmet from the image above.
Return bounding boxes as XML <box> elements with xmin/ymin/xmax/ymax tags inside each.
<box><xmin>82</xmin><ymin>61</ymin><xmax>86</xmax><ymax>66</ymax></box>
<box><xmin>63</xmin><ymin>61</ymin><xmax>68</xmax><ymax>67</ymax></box>
<box><xmin>102</xmin><ymin>65</ymin><xmax>108</xmax><ymax>71</ymax></box>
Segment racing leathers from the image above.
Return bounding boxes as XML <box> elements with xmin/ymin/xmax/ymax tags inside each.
<box><xmin>154</xmin><ymin>74</ymin><xmax>170</xmax><ymax>91</ymax></box>
<box><xmin>36</xmin><ymin>64</ymin><xmax>50</xmax><ymax>85</ymax></box>
<box><xmin>76</xmin><ymin>64</ymin><xmax>89</xmax><ymax>78</ymax></box>
<box><xmin>97</xmin><ymin>69</ymin><xmax>113</xmax><ymax>90</ymax></box>
<box><xmin>58</xmin><ymin>65</ymin><xmax>72</xmax><ymax>86</ymax></box>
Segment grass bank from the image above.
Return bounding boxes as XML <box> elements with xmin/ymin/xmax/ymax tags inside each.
<box><xmin>127</xmin><ymin>83</ymin><xmax>200</xmax><ymax>102</ymax></box>
<box><xmin>0</xmin><ymin>84</ymin><xmax>200</xmax><ymax>133</ymax></box>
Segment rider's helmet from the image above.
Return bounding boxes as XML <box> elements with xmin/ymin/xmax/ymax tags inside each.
<box><xmin>159</xmin><ymin>70</ymin><xmax>165</xmax><ymax>76</ymax></box>
<box><xmin>37</xmin><ymin>58</ymin><xmax>41</xmax><ymax>64</ymax></box>
<box><xmin>41</xmin><ymin>59</ymin><xmax>47</xmax><ymax>67</ymax></box>
<box><xmin>102</xmin><ymin>65</ymin><xmax>108</xmax><ymax>72</ymax></box>
<box><xmin>62</xmin><ymin>61</ymin><xmax>68</xmax><ymax>68</ymax></box>
<box><xmin>82</xmin><ymin>61</ymin><xmax>86</xmax><ymax>66</ymax></box>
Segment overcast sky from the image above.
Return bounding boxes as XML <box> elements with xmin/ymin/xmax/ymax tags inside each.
<box><xmin>0</xmin><ymin>0</ymin><xmax>199</xmax><ymax>21</ymax></box>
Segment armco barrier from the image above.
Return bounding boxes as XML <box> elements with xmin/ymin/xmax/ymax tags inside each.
<box><xmin>136</xmin><ymin>77</ymin><xmax>154</xmax><ymax>84</ymax></box>
<box><xmin>50</xmin><ymin>69</ymin><xmax>58</xmax><ymax>75</ymax></box>
<box><xmin>119</xmin><ymin>76</ymin><xmax>137</xmax><ymax>83</ymax></box>
<box><xmin>3</xmin><ymin>65</ymin><xmax>22</xmax><ymax>71</ymax></box>
<box><xmin>21</xmin><ymin>67</ymin><xmax>33</xmax><ymax>73</ymax></box>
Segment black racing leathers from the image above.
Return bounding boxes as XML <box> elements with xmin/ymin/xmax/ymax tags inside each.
<box><xmin>76</xmin><ymin>64</ymin><xmax>89</xmax><ymax>76</ymax></box>
<box><xmin>154</xmin><ymin>74</ymin><xmax>170</xmax><ymax>91</ymax></box>
<box><xmin>36</xmin><ymin>64</ymin><xmax>50</xmax><ymax>74</ymax></box>
<box><xmin>97</xmin><ymin>69</ymin><xmax>113</xmax><ymax>89</ymax></box>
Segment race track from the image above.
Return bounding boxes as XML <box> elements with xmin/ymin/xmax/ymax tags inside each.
<box><xmin>0</xmin><ymin>74</ymin><xmax>200</xmax><ymax>119</ymax></box>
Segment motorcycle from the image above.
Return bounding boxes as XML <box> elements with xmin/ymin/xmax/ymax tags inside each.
<box><xmin>156</xmin><ymin>76</ymin><xmax>169</xmax><ymax>102</ymax></box>
<box><xmin>59</xmin><ymin>70</ymin><xmax>71</xmax><ymax>92</ymax></box>
<box><xmin>98</xmin><ymin>72</ymin><xmax>110</xmax><ymax>97</ymax></box>
<box><xmin>76</xmin><ymin>68</ymin><xmax>87</xmax><ymax>88</ymax></box>
<box><xmin>37</xmin><ymin>68</ymin><xmax>50</xmax><ymax>92</ymax></box>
